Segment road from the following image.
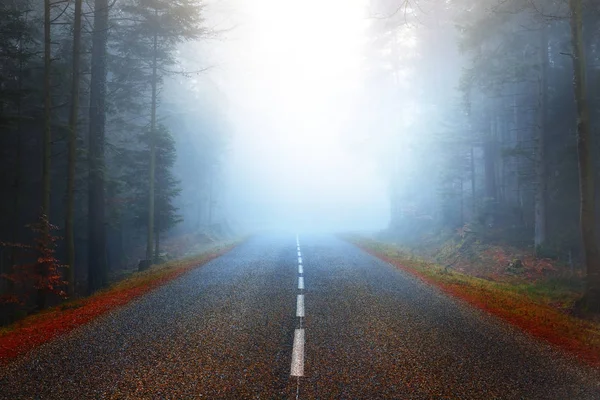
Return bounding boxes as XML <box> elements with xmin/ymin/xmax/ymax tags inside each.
<box><xmin>1</xmin><ymin>234</ymin><xmax>599</xmax><ymax>399</ymax></box>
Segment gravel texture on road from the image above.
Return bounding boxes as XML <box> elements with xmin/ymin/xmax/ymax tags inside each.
<box><xmin>1</xmin><ymin>234</ymin><xmax>599</xmax><ymax>399</ymax></box>
<box><xmin>300</xmin><ymin>235</ymin><xmax>600</xmax><ymax>399</ymax></box>
<box><xmin>0</xmin><ymin>236</ymin><xmax>298</xmax><ymax>399</ymax></box>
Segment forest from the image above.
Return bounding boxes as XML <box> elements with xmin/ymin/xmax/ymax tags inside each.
<box><xmin>0</xmin><ymin>0</ymin><xmax>228</xmax><ymax>323</ymax></box>
<box><xmin>1</xmin><ymin>0</ymin><xmax>600</xmax><ymax>396</ymax></box>
<box><xmin>363</xmin><ymin>0</ymin><xmax>600</xmax><ymax>313</ymax></box>
<box><xmin>1</xmin><ymin>0</ymin><xmax>600</xmax><ymax>326</ymax></box>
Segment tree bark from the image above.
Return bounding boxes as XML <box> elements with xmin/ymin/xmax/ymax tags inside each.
<box><xmin>484</xmin><ymin>120</ymin><xmax>497</xmax><ymax>202</ymax></box>
<box><xmin>42</xmin><ymin>0</ymin><xmax>51</xmax><ymax>219</ymax></box>
<box><xmin>569</xmin><ymin>0</ymin><xmax>600</xmax><ymax>312</ymax></box>
<box><xmin>483</xmin><ymin>116</ymin><xmax>497</xmax><ymax>227</ymax></box>
<box><xmin>146</xmin><ymin>28</ymin><xmax>158</xmax><ymax>262</ymax></box>
<box><xmin>39</xmin><ymin>0</ymin><xmax>52</xmax><ymax>310</ymax></box>
<box><xmin>10</xmin><ymin>19</ymin><xmax>26</xmax><ymax>274</ymax></box>
<box><xmin>460</xmin><ymin>176</ymin><xmax>464</xmax><ymax>226</ymax></box>
<box><xmin>66</xmin><ymin>0</ymin><xmax>82</xmax><ymax>297</ymax></box>
<box><xmin>534</xmin><ymin>24</ymin><xmax>548</xmax><ymax>253</ymax></box>
<box><xmin>154</xmin><ymin>222</ymin><xmax>160</xmax><ymax>263</ymax></box>
<box><xmin>88</xmin><ymin>0</ymin><xmax>109</xmax><ymax>293</ymax></box>
<box><xmin>470</xmin><ymin>144</ymin><xmax>476</xmax><ymax>216</ymax></box>
<box><xmin>208</xmin><ymin>166</ymin><xmax>214</xmax><ymax>227</ymax></box>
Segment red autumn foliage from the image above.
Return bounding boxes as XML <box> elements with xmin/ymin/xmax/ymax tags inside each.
<box><xmin>0</xmin><ymin>214</ymin><xmax>67</xmax><ymax>305</ymax></box>
<box><xmin>354</xmin><ymin>243</ymin><xmax>600</xmax><ymax>369</ymax></box>
<box><xmin>0</xmin><ymin>246</ymin><xmax>233</xmax><ymax>363</ymax></box>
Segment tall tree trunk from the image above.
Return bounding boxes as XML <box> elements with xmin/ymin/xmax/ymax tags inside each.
<box><xmin>154</xmin><ymin>221</ymin><xmax>160</xmax><ymax>263</ymax></box>
<box><xmin>484</xmin><ymin>116</ymin><xmax>497</xmax><ymax>227</ymax></box>
<box><xmin>208</xmin><ymin>167</ymin><xmax>214</xmax><ymax>227</ymax></box>
<box><xmin>146</xmin><ymin>28</ymin><xmax>158</xmax><ymax>262</ymax></box>
<box><xmin>460</xmin><ymin>175</ymin><xmax>464</xmax><ymax>226</ymax></box>
<box><xmin>88</xmin><ymin>0</ymin><xmax>109</xmax><ymax>293</ymax></box>
<box><xmin>534</xmin><ymin>24</ymin><xmax>548</xmax><ymax>253</ymax></box>
<box><xmin>39</xmin><ymin>0</ymin><xmax>52</xmax><ymax>310</ymax></box>
<box><xmin>10</xmin><ymin>21</ymin><xmax>26</xmax><ymax>274</ymax></box>
<box><xmin>66</xmin><ymin>0</ymin><xmax>82</xmax><ymax>297</ymax></box>
<box><xmin>484</xmin><ymin>122</ymin><xmax>497</xmax><ymax>202</ymax></box>
<box><xmin>513</xmin><ymin>94</ymin><xmax>525</xmax><ymax>227</ymax></box>
<box><xmin>42</xmin><ymin>0</ymin><xmax>52</xmax><ymax>219</ymax></box>
<box><xmin>470</xmin><ymin>144</ymin><xmax>476</xmax><ymax>216</ymax></box>
<box><xmin>569</xmin><ymin>0</ymin><xmax>600</xmax><ymax>312</ymax></box>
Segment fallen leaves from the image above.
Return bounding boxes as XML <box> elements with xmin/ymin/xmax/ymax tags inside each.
<box><xmin>348</xmin><ymin>236</ymin><xmax>600</xmax><ymax>369</ymax></box>
<box><xmin>0</xmin><ymin>244</ymin><xmax>237</xmax><ymax>363</ymax></box>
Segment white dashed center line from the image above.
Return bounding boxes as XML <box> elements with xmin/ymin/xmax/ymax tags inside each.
<box><xmin>296</xmin><ymin>294</ymin><xmax>305</xmax><ymax>317</ymax></box>
<box><xmin>290</xmin><ymin>329</ymin><xmax>305</xmax><ymax>377</ymax></box>
<box><xmin>291</xmin><ymin>233</ymin><xmax>306</xmax><ymax>384</ymax></box>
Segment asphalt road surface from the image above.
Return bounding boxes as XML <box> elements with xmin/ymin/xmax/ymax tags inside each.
<box><xmin>1</xmin><ymin>234</ymin><xmax>600</xmax><ymax>399</ymax></box>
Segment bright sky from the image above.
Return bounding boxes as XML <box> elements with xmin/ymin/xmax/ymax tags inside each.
<box><xmin>207</xmin><ymin>0</ymin><xmax>390</xmax><ymax>231</ymax></box>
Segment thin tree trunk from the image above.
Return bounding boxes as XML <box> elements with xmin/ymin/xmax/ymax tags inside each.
<box><xmin>484</xmin><ymin>117</ymin><xmax>497</xmax><ymax>227</ymax></box>
<box><xmin>208</xmin><ymin>167</ymin><xmax>214</xmax><ymax>227</ymax></box>
<box><xmin>569</xmin><ymin>0</ymin><xmax>600</xmax><ymax>312</ymax></box>
<box><xmin>485</xmin><ymin>118</ymin><xmax>497</xmax><ymax>202</ymax></box>
<box><xmin>43</xmin><ymin>0</ymin><xmax>51</xmax><ymax>219</ymax></box>
<box><xmin>534</xmin><ymin>24</ymin><xmax>548</xmax><ymax>253</ymax></box>
<box><xmin>460</xmin><ymin>176</ymin><xmax>464</xmax><ymax>226</ymax></box>
<box><xmin>39</xmin><ymin>0</ymin><xmax>52</xmax><ymax>310</ymax></box>
<box><xmin>513</xmin><ymin>94</ymin><xmax>525</xmax><ymax>227</ymax></box>
<box><xmin>146</xmin><ymin>28</ymin><xmax>158</xmax><ymax>262</ymax></box>
<box><xmin>10</xmin><ymin>20</ymin><xmax>26</xmax><ymax>274</ymax></box>
<box><xmin>470</xmin><ymin>144</ymin><xmax>476</xmax><ymax>216</ymax></box>
<box><xmin>88</xmin><ymin>0</ymin><xmax>109</xmax><ymax>293</ymax></box>
<box><xmin>154</xmin><ymin>221</ymin><xmax>160</xmax><ymax>263</ymax></box>
<box><xmin>66</xmin><ymin>0</ymin><xmax>82</xmax><ymax>297</ymax></box>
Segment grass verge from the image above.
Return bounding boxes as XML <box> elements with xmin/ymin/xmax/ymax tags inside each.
<box><xmin>0</xmin><ymin>242</ymin><xmax>238</xmax><ymax>363</ymax></box>
<box><xmin>346</xmin><ymin>235</ymin><xmax>600</xmax><ymax>368</ymax></box>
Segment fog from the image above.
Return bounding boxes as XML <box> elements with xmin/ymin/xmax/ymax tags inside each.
<box><xmin>125</xmin><ymin>0</ymin><xmax>598</xmax><ymax>259</ymax></box>
<box><xmin>1</xmin><ymin>0</ymin><xmax>593</xmax><ymax>275</ymax></box>
<box><xmin>169</xmin><ymin>0</ymin><xmax>393</xmax><ymax>233</ymax></box>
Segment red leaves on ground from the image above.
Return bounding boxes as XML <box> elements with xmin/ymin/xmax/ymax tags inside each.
<box><xmin>355</xmin><ymin>243</ymin><xmax>600</xmax><ymax>369</ymax></box>
<box><xmin>0</xmin><ymin>247</ymin><xmax>232</xmax><ymax>363</ymax></box>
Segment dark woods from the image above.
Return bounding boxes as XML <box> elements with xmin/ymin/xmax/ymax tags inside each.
<box><xmin>370</xmin><ymin>0</ymin><xmax>600</xmax><ymax>312</ymax></box>
<box><xmin>0</xmin><ymin>0</ymin><xmax>225</xmax><ymax>323</ymax></box>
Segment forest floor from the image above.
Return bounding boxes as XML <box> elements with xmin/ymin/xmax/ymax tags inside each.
<box><xmin>0</xmin><ymin>235</ymin><xmax>241</xmax><ymax>363</ymax></box>
<box><xmin>345</xmin><ymin>234</ymin><xmax>600</xmax><ymax>368</ymax></box>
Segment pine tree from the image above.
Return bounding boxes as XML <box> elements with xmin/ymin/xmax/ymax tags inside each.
<box><xmin>65</xmin><ymin>0</ymin><xmax>83</xmax><ymax>296</ymax></box>
<box><xmin>88</xmin><ymin>0</ymin><xmax>110</xmax><ymax>293</ymax></box>
<box><xmin>122</xmin><ymin>124</ymin><xmax>182</xmax><ymax>263</ymax></box>
<box><xmin>116</xmin><ymin>0</ymin><xmax>205</xmax><ymax>263</ymax></box>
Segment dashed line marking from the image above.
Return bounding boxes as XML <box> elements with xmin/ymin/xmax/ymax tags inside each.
<box><xmin>290</xmin><ymin>329</ymin><xmax>305</xmax><ymax>377</ymax></box>
<box><xmin>292</xmin><ymin>234</ymin><xmax>305</xmax><ymax>384</ymax></box>
<box><xmin>296</xmin><ymin>294</ymin><xmax>305</xmax><ymax>317</ymax></box>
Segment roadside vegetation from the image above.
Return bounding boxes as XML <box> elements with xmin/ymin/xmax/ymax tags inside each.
<box><xmin>347</xmin><ymin>233</ymin><xmax>600</xmax><ymax>368</ymax></box>
<box><xmin>0</xmin><ymin>0</ymin><xmax>229</xmax><ymax>326</ymax></box>
<box><xmin>0</xmin><ymin>239</ymin><xmax>239</xmax><ymax>363</ymax></box>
